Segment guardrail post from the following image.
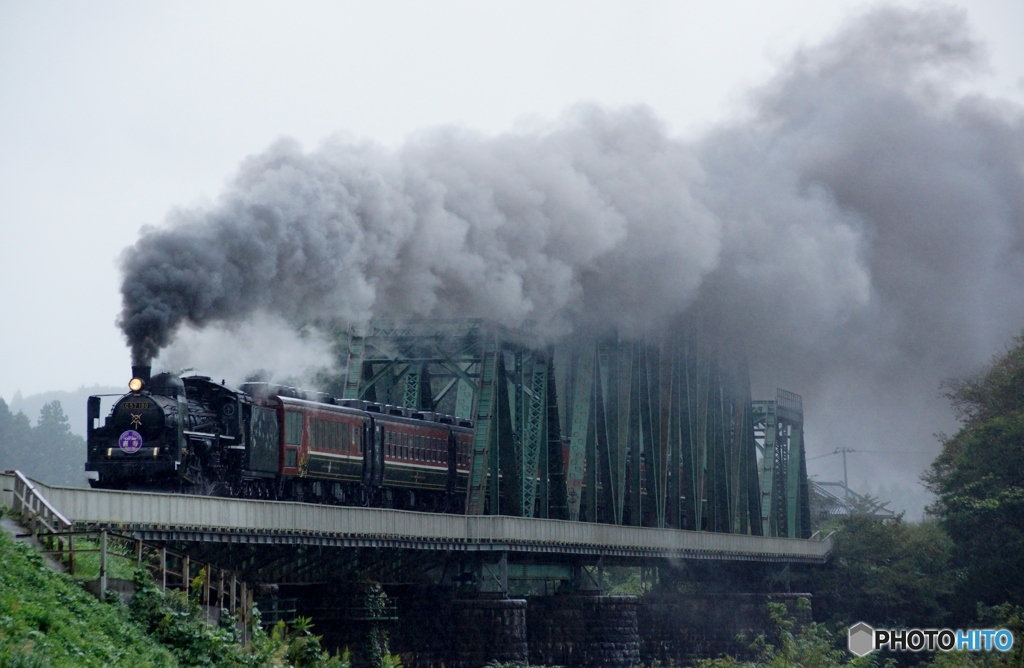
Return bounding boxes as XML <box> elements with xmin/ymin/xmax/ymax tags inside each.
<box><xmin>205</xmin><ymin>566</ymin><xmax>212</xmax><ymax>623</ymax></box>
<box><xmin>240</xmin><ymin>583</ymin><xmax>248</xmax><ymax>645</ymax></box>
<box><xmin>99</xmin><ymin>530</ymin><xmax>108</xmax><ymax>601</ymax></box>
<box><xmin>30</xmin><ymin>496</ymin><xmax>39</xmax><ymax>537</ymax></box>
<box><xmin>500</xmin><ymin>551</ymin><xmax>508</xmax><ymax>594</ymax></box>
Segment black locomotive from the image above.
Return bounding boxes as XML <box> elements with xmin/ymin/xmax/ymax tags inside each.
<box><xmin>86</xmin><ymin>366</ymin><xmax>474</xmax><ymax>512</ymax></box>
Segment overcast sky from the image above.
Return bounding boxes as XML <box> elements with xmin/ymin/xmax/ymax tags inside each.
<box><xmin>2</xmin><ymin>2</ymin><xmax>1023</xmax><ymax>509</ymax></box>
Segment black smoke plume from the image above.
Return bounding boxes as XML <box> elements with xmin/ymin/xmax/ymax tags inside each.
<box><xmin>120</xmin><ymin>5</ymin><xmax>1024</xmax><ymax>507</ymax></box>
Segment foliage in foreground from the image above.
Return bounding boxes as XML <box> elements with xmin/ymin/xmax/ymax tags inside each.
<box><xmin>0</xmin><ymin>525</ymin><xmax>176</xmax><ymax>667</ymax></box>
<box><xmin>692</xmin><ymin>600</ymin><xmax>1024</xmax><ymax>668</ymax></box>
<box><xmin>692</xmin><ymin>600</ymin><xmax>882</xmax><ymax>668</ymax></box>
<box><xmin>0</xmin><ymin>520</ymin><xmax>357</xmax><ymax>667</ymax></box>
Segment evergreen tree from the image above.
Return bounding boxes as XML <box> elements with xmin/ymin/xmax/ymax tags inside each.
<box><xmin>0</xmin><ymin>397</ymin><xmax>34</xmax><ymax>473</ymax></box>
<box><xmin>30</xmin><ymin>400</ymin><xmax>86</xmax><ymax>486</ymax></box>
<box><xmin>0</xmin><ymin>399</ymin><xmax>85</xmax><ymax>487</ymax></box>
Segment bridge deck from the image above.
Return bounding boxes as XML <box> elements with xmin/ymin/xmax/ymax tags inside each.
<box><xmin>1</xmin><ymin>474</ymin><xmax>831</xmax><ymax>563</ymax></box>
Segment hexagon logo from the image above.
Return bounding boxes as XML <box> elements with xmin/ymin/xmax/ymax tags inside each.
<box><xmin>848</xmin><ymin>622</ymin><xmax>875</xmax><ymax>657</ymax></box>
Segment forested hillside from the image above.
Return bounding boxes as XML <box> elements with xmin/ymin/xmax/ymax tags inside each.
<box><xmin>0</xmin><ymin>399</ymin><xmax>86</xmax><ymax>487</ymax></box>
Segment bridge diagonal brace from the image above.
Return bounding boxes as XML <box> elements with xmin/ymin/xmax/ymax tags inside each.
<box><xmin>465</xmin><ymin>337</ymin><xmax>500</xmax><ymax>515</ymax></box>
<box><xmin>519</xmin><ymin>354</ymin><xmax>549</xmax><ymax>518</ymax></box>
<box><xmin>566</xmin><ymin>340</ymin><xmax>596</xmax><ymax>522</ymax></box>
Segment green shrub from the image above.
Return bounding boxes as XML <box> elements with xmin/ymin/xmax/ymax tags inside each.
<box><xmin>0</xmin><ymin>526</ymin><xmax>176</xmax><ymax>667</ymax></box>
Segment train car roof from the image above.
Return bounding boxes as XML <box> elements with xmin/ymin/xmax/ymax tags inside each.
<box><xmin>275</xmin><ymin>395</ymin><xmax>367</xmax><ymax>418</ymax></box>
<box><xmin>275</xmin><ymin>395</ymin><xmax>474</xmax><ymax>432</ymax></box>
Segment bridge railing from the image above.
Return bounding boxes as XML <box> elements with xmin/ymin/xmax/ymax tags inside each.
<box><xmin>2</xmin><ymin>471</ymin><xmax>255</xmax><ymax>641</ymax></box>
<box><xmin>11</xmin><ymin>469</ymin><xmax>72</xmax><ymax>536</ymax></box>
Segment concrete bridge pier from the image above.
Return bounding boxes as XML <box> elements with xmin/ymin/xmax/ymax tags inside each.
<box><xmin>448</xmin><ymin>598</ymin><xmax>529</xmax><ymax>667</ymax></box>
<box><xmin>637</xmin><ymin>592</ymin><xmax>813</xmax><ymax>665</ymax></box>
<box><xmin>526</xmin><ymin>595</ymin><xmax>640</xmax><ymax>668</ymax></box>
<box><xmin>389</xmin><ymin>588</ymin><xmax>527</xmax><ymax>668</ymax></box>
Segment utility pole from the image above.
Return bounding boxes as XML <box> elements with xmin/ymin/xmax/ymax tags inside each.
<box><xmin>834</xmin><ymin>448</ymin><xmax>856</xmax><ymax>502</ymax></box>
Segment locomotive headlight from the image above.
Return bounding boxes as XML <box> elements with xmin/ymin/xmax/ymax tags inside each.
<box><xmin>129</xmin><ymin>377</ymin><xmax>144</xmax><ymax>392</ymax></box>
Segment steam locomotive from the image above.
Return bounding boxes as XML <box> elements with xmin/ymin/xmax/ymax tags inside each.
<box><xmin>86</xmin><ymin>366</ymin><xmax>474</xmax><ymax>512</ymax></box>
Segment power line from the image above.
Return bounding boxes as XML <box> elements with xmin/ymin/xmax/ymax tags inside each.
<box><xmin>807</xmin><ymin>449</ymin><xmax>932</xmax><ymax>460</ymax></box>
<box><xmin>854</xmin><ymin>449</ymin><xmax>934</xmax><ymax>455</ymax></box>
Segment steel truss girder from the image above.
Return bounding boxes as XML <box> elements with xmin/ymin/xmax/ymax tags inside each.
<box><xmin>337</xmin><ymin>320</ymin><xmax>565</xmax><ymax>518</ymax></box>
<box><xmin>557</xmin><ymin>330</ymin><xmax>764</xmax><ymax>534</ymax></box>
<box><xmin>332</xmin><ymin>319</ymin><xmax>804</xmax><ymax>537</ymax></box>
<box><xmin>753</xmin><ymin>390</ymin><xmax>810</xmax><ymax>538</ymax></box>
<box><xmin>465</xmin><ymin>336</ymin><xmax>499</xmax><ymax>515</ymax></box>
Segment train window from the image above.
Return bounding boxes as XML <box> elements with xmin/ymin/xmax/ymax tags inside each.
<box><xmin>285</xmin><ymin>411</ymin><xmax>303</xmax><ymax>446</ymax></box>
<box><xmin>285</xmin><ymin>448</ymin><xmax>297</xmax><ymax>468</ymax></box>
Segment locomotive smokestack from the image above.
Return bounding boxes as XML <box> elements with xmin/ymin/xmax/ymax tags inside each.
<box><xmin>132</xmin><ymin>365</ymin><xmax>151</xmax><ymax>385</ymax></box>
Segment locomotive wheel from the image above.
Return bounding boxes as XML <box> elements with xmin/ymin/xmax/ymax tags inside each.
<box><xmin>180</xmin><ymin>464</ymin><xmax>223</xmax><ymax>497</ymax></box>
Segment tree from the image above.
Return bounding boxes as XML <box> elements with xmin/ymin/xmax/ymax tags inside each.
<box><xmin>807</xmin><ymin>515</ymin><xmax>953</xmax><ymax>630</ymax></box>
<box><xmin>0</xmin><ymin>397</ymin><xmax>34</xmax><ymax>473</ymax></box>
<box><xmin>31</xmin><ymin>400</ymin><xmax>86</xmax><ymax>486</ymax></box>
<box><xmin>924</xmin><ymin>335</ymin><xmax>1024</xmax><ymax>621</ymax></box>
<box><xmin>0</xmin><ymin>399</ymin><xmax>85</xmax><ymax>487</ymax></box>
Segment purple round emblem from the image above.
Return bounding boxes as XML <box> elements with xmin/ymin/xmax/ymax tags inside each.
<box><xmin>118</xmin><ymin>430</ymin><xmax>143</xmax><ymax>453</ymax></box>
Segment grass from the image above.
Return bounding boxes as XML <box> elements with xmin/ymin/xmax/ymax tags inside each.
<box><xmin>0</xmin><ymin>524</ymin><xmax>177</xmax><ymax>667</ymax></box>
<box><xmin>0</xmin><ymin>513</ymin><xmax>366</xmax><ymax>667</ymax></box>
